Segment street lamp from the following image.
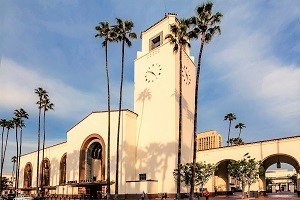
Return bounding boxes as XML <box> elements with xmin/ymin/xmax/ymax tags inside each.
<box><xmin>276</xmin><ymin>157</ymin><xmax>281</xmax><ymax>168</ymax></box>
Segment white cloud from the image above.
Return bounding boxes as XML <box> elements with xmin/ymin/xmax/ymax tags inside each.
<box><xmin>0</xmin><ymin>57</ymin><xmax>103</xmax><ymax>120</ymax></box>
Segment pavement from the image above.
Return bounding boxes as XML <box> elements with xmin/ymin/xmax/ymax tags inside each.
<box><xmin>176</xmin><ymin>192</ymin><xmax>300</xmax><ymax>200</ymax></box>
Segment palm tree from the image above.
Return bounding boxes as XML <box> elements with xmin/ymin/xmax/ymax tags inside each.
<box><xmin>235</xmin><ymin>122</ymin><xmax>246</xmax><ymax>138</ymax></box>
<box><xmin>165</xmin><ymin>18</ymin><xmax>191</xmax><ymax>199</ymax></box>
<box><xmin>113</xmin><ymin>18</ymin><xmax>137</xmax><ymax>199</ymax></box>
<box><xmin>0</xmin><ymin>119</ymin><xmax>7</xmax><ymax>193</ymax></box>
<box><xmin>95</xmin><ymin>21</ymin><xmax>116</xmax><ymax>199</ymax></box>
<box><xmin>2</xmin><ymin>120</ymin><xmax>14</xmax><ymax>176</ymax></box>
<box><xmin>12</xmin><ymin>117</ymin><xmax>21</xmax><ymax>191</ymax></box>
<box><xmin>224</xmin><ymin>113</ymin><xmax>237</xmax><ymax>146</ymax></box>
<box><xmin>189</xmin><ymin>2</ymin><xmax>223</xmax><ymax>198</ymax></box>
<box><xmin>34</xmin><ymin>87</ymin><xmax>48</xmax><ymax>195</ymax></box>
<box><xmin>40</xmin><ymin>97</ymin><xmax>54</xmax><ymax>196</ymax></box>
<box><xmin>11</xmin><ymin>156</ymin><xmax>17</xmax><ymax>187</ymax></box>
<box><xmin>14</xmin><ymin>108</ymin><xmax>29</xmax><ymax>191</ymax></box>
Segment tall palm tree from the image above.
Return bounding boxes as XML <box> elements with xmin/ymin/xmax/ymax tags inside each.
<box><xmin>34</xmin><ymin>87</ymin><xmax>48</xmax><ymax>195</ymax></box>
<box><xmin>14</xmin><ymin>108</ymin><xmax>29</xmax><ymax>191</ymax></box>
<box><xmin>2</xmin><ymin>120</ymin><xmax>14</xmax><ymax>177</ymax></box>
<box><xmin>165</xmin><ymin>18</ymin><xmax>191</xmax><ymax>199</ymax></box>
<box><xmin>0</xmin><ymin>119</ymin><xmax>7</xmax><ymax>193</ymax></box>
<box><xmin>113</xmin><ymin>18</ymin><xmax>137</xmax><ymax>199</ymax></box>
<box><xmin>11</xmin><ymin>156</ymin><xmax>17</xmax><ymax>187</ymax></box>
<box><xmin>224</xmin><ymin>113</ymin><xmax>237</xmax><ymax>146</ymax></box>
<box><xmin>95</xmin><ymin>21</ymin><xmax>116</xmax><ymax>199</ymax></box>
<box><xmin>12</xmin><ymin>117</ymin><xmax>21</xmax><ymax>191</ymax></box>
<box><xmin>189</xmin><ymin>3</ymin><xmax>222</xmax><ymax>198</ymax></box>
<box><xmin>40</xmin><ymin>97</ymin><xmax>54</xmax><ymax>196</ymax></box>
<box><xmin>235</xmin><ymin>122</ymin><xmax>246</xmax><ymax>138</ymax></box>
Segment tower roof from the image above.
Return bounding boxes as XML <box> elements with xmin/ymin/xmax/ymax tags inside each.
<box><xmin>140</xmin><ymin>13</ymin><xmax>177</xmax><ymax>38</ymax></box>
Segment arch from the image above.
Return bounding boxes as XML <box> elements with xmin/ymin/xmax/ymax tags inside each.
<box><xmin>214</xmin><ymin>159</ymin><xmax>236</xmax><ymax>192</ymax></box>
<box><xmin>261</xmin><ymin>154</ymin><xmax>300</xmax><ymax>173</ymax></box>
<box><xmin>260</xmin><ymin>153</ymin><xmax>300</xmax><ymax>192</ymax></box>
<box><xmin>23</xmin><ymin>162</ymin><xmax>32</xmax><ymax>188</ymax></box>
<box><xmin>59</xmin><ymin>153</ymin><xmax>67</xmax><ymax>185</ymax></box>
<box><xmin>79</xmin><ymin>134</ymin><xmax>106</xmax><ymax>182</ymax></box>
<box><xmin>40</xmin><ymin>158</ymin><xmax>51</xmax><ymax>186</ymax></box>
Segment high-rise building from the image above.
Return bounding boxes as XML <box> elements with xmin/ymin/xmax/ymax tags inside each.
<box><xmin>197</xmin><ymin>130</ymin><xmax>222</xmax><ymax>151</ymax></box>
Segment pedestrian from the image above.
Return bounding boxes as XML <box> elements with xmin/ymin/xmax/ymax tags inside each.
<box><xmin>204</xmin><ymin>188</ymin><xmax>210</xmax><ymax>200</ymax></box>
<box><xmin>141</xmin><ymin>190</ymin><xmax>146</xmax><ymax>200</ymax></box>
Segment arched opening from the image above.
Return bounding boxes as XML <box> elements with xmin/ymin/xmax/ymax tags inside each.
<box><xmin>261</xmin><ymin>154</ymin><xmax>300</xmax><ymax>195</ymax></box>
<box><xmin>78</xmin><ymin>134</ymin><xmax>106</xmax><ymax>199</ymax></box>
<box><xmin>59</xmin><ymin>153</ymin><xmax>67</xmax><ymax>185</ymax></box>
<box><xmin>214</xmin><ymin>159</ymin><xmax>235</xmax><ymax>194</ymax></box>
<box><xmin>79</xmin><ymin>134</ymin><xmax>106</xmax><ymax>182</ymax></box>
<box><xmin>40</xmin><ymin>158</ymin><xmax>50</xmax><ymax>186</ymax></box>
<box><xmin>23</xmin><ymin>162</ymin><xmax>32</xmax><ymax>188</ymax></box>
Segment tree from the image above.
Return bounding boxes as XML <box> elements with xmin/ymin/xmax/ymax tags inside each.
<box><xmin>235</xmin><ymin>123</ymin><xmax>246</xmax><ymax>138</ymax></box>
<box><xmin>34</xmin><ymin>87</ymin><xmax>48</xmax><ymax>195</ymax></box>
<box><xmin>0</xmin><ymin>119</ymin><xmax>8</xmax><ymax>193</ymax></box>
<box><xmin>165</xmin><ymin>18</ymin><xmax>192</xmax><ymax>199</ymax></box>
<box><xmin>1</xmin><ymin>120</ymin><xmax>14</xmax><ymax>186</ymax></box>
<box><xmin>173</xmin><ymin>162</ymin><xmax>216</xmax><ymax>196</ymax></box>
<box><xmin>95</xmin><ymin>21</ymin><xmax>116</xmax><ymax>199</ymax></box>
<box><xmin>194</xmin><ymin>162</ymin><xmax>216</xmax><ymax>195</ymax></box>
<box><xmin>113</xmin><ymin>18</ymin><xmax>137</xmax><ymax>199</ymax></box>
<box><xmin>189</xmin><ymin>3</ymin><xmax>222</xmax><ymax>198</ymax></box>
<box><xmin>11</xmin><ymin>156</ymin><xmax>17</xmax><ymax>186</ymax></box>
<box><xmin>0</xmin><ymin>177</ymin><xmax>10</xmax><ymax>191</ymax></box>
<box><xmin>14</xmin><ymin>108</ymin><xmax>29</xmax><ymax>191</ymax></box>
<box><xmin>173</xmin><ymin>163</ymin><xmax>193</xmax><ymax>193</ymax></box>
<box><xmin>224</xmin><ymin>113</ymin><xmax>236</xmax><ymax>146</ymax></box>
<box><xmin>229</xmin><ymin>137</ymin><xmax>244</xmax><ymax>146</ymax></box>
<box><xmin>228</xmin><ymin>153</ymin><xmax>261</xmax><ymax>199</ymax></box>
<box><xmin>12</xmin><ymin>116</ymin><xmax>22</xmax><ymax>191</ymax></box>
<box><xmin>40</xmin><ymin>97</ymin><xmax>54</xmax><ymax>197</ymax></box>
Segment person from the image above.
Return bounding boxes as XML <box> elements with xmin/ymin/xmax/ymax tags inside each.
<box><xmin>141</xmin><ymin>191</ymin><xmax>146</xmax><ymax>200</ymax></box>
<box><xmin>204</xmin><ymin>188</ymin><xmax>210</xmax><ymax>200</ymax></box>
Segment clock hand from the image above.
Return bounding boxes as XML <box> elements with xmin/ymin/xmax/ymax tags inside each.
<box><xmin>147</xmin><ymin>71</ymin><xmax>156</xmax><ymax>77</ymax></box>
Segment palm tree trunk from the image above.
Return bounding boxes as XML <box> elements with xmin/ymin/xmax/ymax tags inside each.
<box><xmin>238</xmin><ymin>129</ymin><xmax>241</xmax><ymax>138</ymax></box>
<box><xmin>0</xmin><ymin>127</ymin><xmax>4</xmax><ymax>193</ymax></box>
<box><xmin>190</xmin><ymin>36</ymin><xmax>205</xmax><ymax>199</ymax></box>
<box><xmin>41</xmin><ymin>108</ymin><xmax>46</xmax><ymax>196</ymax></box>
<box><xmin>12</xmin><ymin>158</ymin><xmax>16</xmax><ymax>187</ymax></box>
<box><xmin>177</xmin><ymin>45</ymin><xmax>183</xmax><ymax>199</ymax></box>
<box><xmin>105</xmin><ymin>40</ymin><xmax>111</xmax><ymax>200</ymax></box>
<box><xmin>115</xmin><ymin>38</ymin><xmax>125</xmax><ymax>199</ymax></box>
<box><xmin>227</xmin><ymin>120</ymin><xmax>232</xmax><ymax>146</ymax></box>
<box><xmin>15</xmin><ymin>126</ymin><xmax>19</xmax><ymax>191</ymax></box>
<box><xmin>16</xmin><ymin>127</ymin><xmax>23</xmax><ymax>192</ymax></box>
<box><xmin>2</xmin><ymin>129</ymin><xmax>10</xmax><ymax>179</ymax></box>
<box><xmin>36</xmin><ymin>103</ymin><xmax>42</xmax><ymax>195</ymax></box>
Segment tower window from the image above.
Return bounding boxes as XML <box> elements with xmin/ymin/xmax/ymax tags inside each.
<box><xmin>139</xmin><ymin>173</ymin><xmax>146</xmax><ymax>181</ymax></box>
<box><xmin>149</xmin><ymin>32</ymin><xmax>163</xmax><ymax>50</ymax></box>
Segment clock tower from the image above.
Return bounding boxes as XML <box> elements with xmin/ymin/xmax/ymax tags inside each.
<box><xmin>133</xmin><ymin>14</ymin><xmax>196</xmax><ymax>194</ymax></box>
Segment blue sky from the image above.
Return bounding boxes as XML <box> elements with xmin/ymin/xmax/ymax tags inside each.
<box><xmin>0</xmin><ymin>0</ymin><xmax>299</xmax><ymax>172</ymax></box>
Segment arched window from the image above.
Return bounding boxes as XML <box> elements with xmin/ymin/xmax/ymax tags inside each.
<box><xmin>79</xmin><ymin>134</ymin><xmax>106</xmax><ymax>182</ymax></box>
<box><xmin>86</xmin><ymin>142</ymin><xmax>102</xmax><ymax>180</ymax></box>
<box><xmin>40</xmin><ymin>159</ymin><xmax>50</xmax><ymax>186</ymax></box>
<box><xmin>23</xmin><ymin>162</ymin><xmax>32</xmax><ymax>188</ymax></box>
<box><xmin>59</xmin><ymin>153</ymin><xmax>67</xmax><ymax>185</ymax></box>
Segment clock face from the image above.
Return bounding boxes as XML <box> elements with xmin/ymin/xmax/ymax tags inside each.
<box><xmin>182</xmin><ymin>65</ymin><xmax>191</xmax><ymax>85</ymax></box>
<box><xmin>145</xmin><ymin>63</ymin><xmax>162</xmax><ymax>83</ymax></box>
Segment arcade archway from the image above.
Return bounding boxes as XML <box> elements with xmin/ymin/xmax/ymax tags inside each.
<box><xmin>260</xmin><ymin>154</ymin><xmax>300</xmax><ymax>192</ymax></box>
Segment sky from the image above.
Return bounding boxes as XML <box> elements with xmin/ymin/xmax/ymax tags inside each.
<box><xmin>0</xmin><ymin>0</ymin><xmax>299</xmax><ymax>173</ymax></box>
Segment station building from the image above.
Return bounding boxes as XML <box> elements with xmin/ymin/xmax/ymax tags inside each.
<box><xmin>18</xmin><ymin>14</ymin><xmax>197</xmax><ymax>198</ymax></box>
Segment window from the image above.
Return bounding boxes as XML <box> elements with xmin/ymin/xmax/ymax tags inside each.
<box><xmin>149</xmin><ymin>32</ymin><xmax>163</xmax><ymax>50</ymax></box>
<box><xmin>139</xmin><ymin>173</ymin><xmax>146</xmax><ymax>181</ymax></box>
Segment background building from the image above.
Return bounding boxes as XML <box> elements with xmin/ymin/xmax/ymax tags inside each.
<box><xmin>197</xmin><ymin>130</ymin><xmax>222</xmax><ymax>151</ymax></box>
